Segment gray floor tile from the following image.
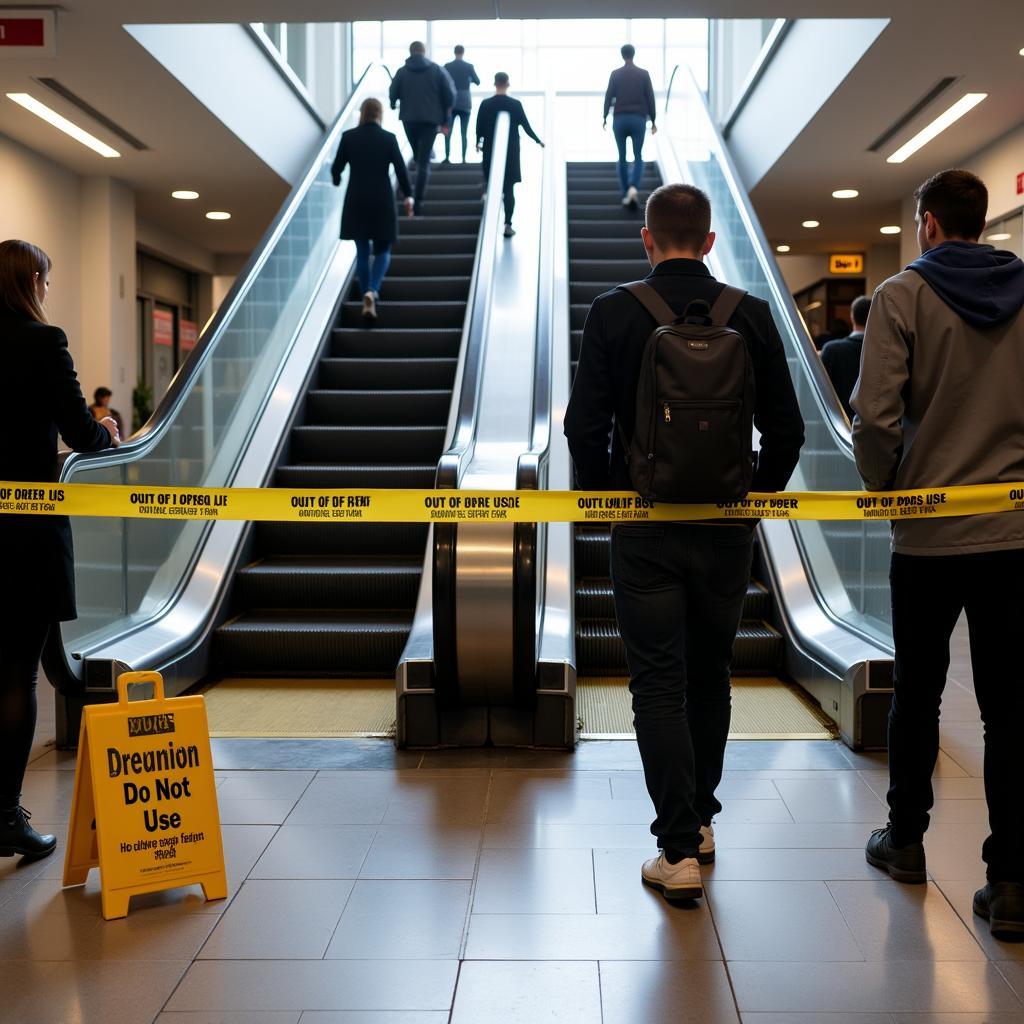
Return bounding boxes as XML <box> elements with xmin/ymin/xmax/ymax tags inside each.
<box><xmin>712</xmin><ymin>822</ymin><xmax>875</xmax><ymax>849</ymax></box>
<box><xmin>860</xmin><ymin>772</ymin><xmax>985</xmax><ymax>801</ymax></box>
<box><xmin>211</xmin><ymin>738</ymin><xmax>422</xmax><ymax>771</ymax></box>
<box><xmin>473</xmin><ymin>848</ymin><xmax>595</xmax><ymax>914</ymax></box>
<box><xmin>729</xmin><ymin>961</ymin><xmax>1021</xmax><ymax>1013</ymax></box>
<box><xmin>381</xmin><ymin>779</ymin><xmax>489</xmax><ymax>826</ymax></box>
<box><xmin>935</xmin><ymin>878</ymin><xmax>1024</xmax><ymax>961</ymax></box>
<box><xmin>450</xmin><ymin>960</ymin><xmax>600</xmax><ymax>1023</ymax></box>
<box><xmin>300</xmin><ymin>1014</ymin><xmax>449</xmax><ymax>1023</ymax></box>
<box><xmin>593</xmin><ymin>847</ymin><xmax>679</xmax><ymax>916</ymax></box>
<box><xmin>774</xmin><ymin>777</ymin><xmax>887</xmax><ymax>824</ymax></box>
<box><xmin>325</xmin><ymin>879</ymin><xmax>470</xmax><ymax>959</ymax></box>
<box><xmin>216</xmin><ymin>771</ymin><xmax>316</xmax><ymax>801</ymax></box>
<box><xmin>610</xmin><ymin>775</ymin><xmax>781</xmax><ymax>801</ymax></box>
<box><xmin>359</xmin><ymin>834</ymin><xmax>479</xmax><ymax>880</ymax></box>
<box><xmin>707</xmin><ymin>880</ymin><xmax>863</xmax><ymax>961</ymax></box>
<box><xmin>922</xmin><ymin>824</ymin><xmax>990</xmax><ymax>881</ymax></box>
<box><xmin>250</xmin><ymin>825</ymin><xmax>376</xmax><ymax>879</ymax></box>
<box><xmin>741</xmin><ymin>1016</ymin><xmax>893</xmax><ymax>1023</ymax></box>
<box><xmin>601</xmin><ymin>960</ymin><xmax>740</xmax><ymax>1023</ymax></box>
<box><xmin>199</xmin><ymin>879</ymin><xmax>354</xmax><ymax>959</ymax></box>
<box><xmin>285</xmin><ymin>777</ymin><xmax>391</xmax><ymax>825</ymax></box>
<box><xmin>725</xmin><ymin>741</ymin><xmax>854</xmax><ymax>771</ymax></box>
<box><xmin>491</xmin><ymin>773</ymin><xmax>613</xmax><ymax>802</ymax></box>
<box><xmin>465</xmin><ymin>908</ymin><xmax>722</xmax><ymax>960</ymax></box>
<box><xmin>217</xmin><ymin>797</ymin><xmax>300</xmax><ymax>826</ymax></box>
<box><xmin>156</xmin><ymin>1015</ymin><xmax>301</xmax><ymax>1024</ymax></box>
<box><xmin>703</xmin><ymin>848</ymin><xmax>881</xmax><ymax>881</ymax></box>
<box><xmin>483</xmin><ymin>822</ymin><xmax>653</xmax><ymax>849</ymax></box>
<box><xmin>927</xmin><ymin>800</ymin><xmax>990</xmax><ymax>824</ymax></box>
<box><xmin>166</xmin><ymin>960</ymin><xmax>458</xmax><ymax>1012</ymax></box>
<box><xmin>1</xmin><ymin>958</ymin><xmax>188</xmax><ymax>1023</ymax></box>
<box><xmin>827</xmin><ymin>880</ymin><xmax>986</xmax><ymax>961</ymax></box>
<box><xmin>890</xmin><ymin>1014</ymin><xmax>1024</xmax><ymax>1022</ymax></box>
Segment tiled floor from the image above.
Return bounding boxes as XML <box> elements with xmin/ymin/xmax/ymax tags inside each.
<box><xmin>4</xmin><ymin>616</ymin><xmax>1019</xmax><ymax>1023</ymax></box>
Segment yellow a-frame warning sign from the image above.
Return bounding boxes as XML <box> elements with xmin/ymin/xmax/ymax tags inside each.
<box><xmin>62</xmin><ymin>671</ymin><xmax>227</xmax><ymax>920</ymax></box>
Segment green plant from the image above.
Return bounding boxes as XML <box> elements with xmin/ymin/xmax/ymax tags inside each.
<box><xmin>132</xmin><ymin>381</ymin><xmax>154</xmax><ymax>432</ymax></box>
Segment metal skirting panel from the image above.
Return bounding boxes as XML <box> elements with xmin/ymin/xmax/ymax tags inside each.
<box><xmin>576</xmin><ymin>677</ymin><xmax>838</xmax><ymax>740</ymax></box>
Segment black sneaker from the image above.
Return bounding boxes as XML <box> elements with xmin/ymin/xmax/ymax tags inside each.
<box><xmin>974</xmin><ymin>882</ymin><xmax>1024</xmax><ymax>942</ymax></box>
<box><xmin>0</xmin><ymin>806</ymin><xmax>57</xmax><ymax>859</ymax></box>
<box><xmin>865</xmin><ymin>825</ymin><xmax>926</xmax><ymax>883</ymax></box>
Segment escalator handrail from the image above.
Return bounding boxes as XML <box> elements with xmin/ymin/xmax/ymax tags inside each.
<box><xmin>60</xmin><ymin>62</ymin><xmax>381</xmax><ymax>480</ymax></box>
<box><xmin>665</xmin><ymin>65</ymin><xmax>854</xmax><ymax>456</ymax></box>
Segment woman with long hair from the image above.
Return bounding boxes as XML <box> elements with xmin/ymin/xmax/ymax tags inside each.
<box><xmin>0</xmin><ymin>239</ymin><xmax>118</xmax><ymax>860</ymax></box>
<box><xmin>331</xmin><ymin>97</ymin><xmax>414</xmax><ymax>322</ymax></box>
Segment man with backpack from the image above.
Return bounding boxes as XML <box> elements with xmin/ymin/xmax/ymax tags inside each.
<box><xmin>564</xmin><ymin>183</ymin><xmax>804</xmax><ymax>901</ymax></box>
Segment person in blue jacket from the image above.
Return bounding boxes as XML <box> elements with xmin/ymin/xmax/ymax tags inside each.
<box><xmin>443</xmin><ymin>46</ymin><xmax>481</xmax><ymax>164</ymax></box>
<box><xmin>331</xmin><ymin>98</ymin><xmax>414</xmax><ymax>322</ymax></box>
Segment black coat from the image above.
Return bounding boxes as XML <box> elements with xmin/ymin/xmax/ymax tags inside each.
<box><xmin>564</xmin><ymin>259</ymin><xmax>805</xmax><ymax>492</ymax></box>
<box><xmin>331</xmin><ymin>123</ymin><xmax>413</xmax><ymax>243</ymax></box>
<box><xmin>820</xmin><ymin>332</ymin><xmax>864</xmax><ymax>419</ymax></box>
<box><xmin>0</xmin><ymin>313</ymin><xmax>112</xmax><ymax>621</ymax></box>
<box><xmin>476</xmin><ymin>95</ymin><xmax>542</xmax><ymax>188</ymax></box>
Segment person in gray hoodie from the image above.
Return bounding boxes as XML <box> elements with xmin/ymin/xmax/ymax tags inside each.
<box><xmin>852</xmin><ymin>168</ymin><xmax>1024</xmax><ymax>940</ymax></box>
<box><xmin>388</xmin><ymin>41</ymin><xmax>456</xmax><ymax>211</ymax></box>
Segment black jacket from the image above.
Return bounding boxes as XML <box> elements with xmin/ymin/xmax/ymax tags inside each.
<box><xmin>389</xmin><ymin>54</ymin><xmax>456</xmax><ymax>125</ymax></box>
<box><xmin>564</xmin><ymin>259</ymin><xmax>805</xmax><ymax>493</ymax></box>
<box><xmin>476</xmin><ymin>95</ymin><xmax>542</xmax><ymax>187</ymax></box>
<box><xmin>820</xmin><ymin>331</ymin><xmax>863</xmax><ymax>420</ymax></box>
<box><xmin>603</xmin><ymin>63</ymin><xmax>657</xmax><ymax>122</ymax></box>
<box><xmin>331</xmin><ymin>123</ymin><xmax>413</xmax><ymax>243</ymax></box>
<box><xmin>444</xmin><ymin>58</ymin><xmax>480</xmax><ymax>111</ymax></box>
<box><xmin>0</xmin><ymin>313</ymin><xmax>112</xmax><ymax>620</ymax></box>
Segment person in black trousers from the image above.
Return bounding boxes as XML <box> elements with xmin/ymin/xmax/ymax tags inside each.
<box><xmin>388</xmin><ymin>40</ymin><xmax>455</xmax><ymax>214</ymax></box>
<box><xmin>475</xmin><ymin>73</ymin><xmax>544</xmax><ymax>239</ymax></box>
<box><xmin>564</xmin><ymin>185</ymin><xmax>804</xmax><ymax>901</ymax></box>
<box><xmin>821</xmin><ymin>294</ymin><xmax>870</xmax><ymax>419</ymax></box>
<box><xmin>332</xmin><ymin>97</ymin><xmax>414</xmax><ymax>322</ymax></box>
<box><xmin>443</xmin><ymin>45</ymin><xmax>480</xmax><ymax>164</ymax></box>
<box><xmin>0</xmin><ymin>239</ymin><xmax>118</xmax><ymax>860</ymax></box>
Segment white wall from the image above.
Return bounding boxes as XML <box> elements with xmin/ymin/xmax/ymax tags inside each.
<box><xmin>776</xmin><ymin>245</ymin><xmax>899</xmax><ymax>296</ymax></box>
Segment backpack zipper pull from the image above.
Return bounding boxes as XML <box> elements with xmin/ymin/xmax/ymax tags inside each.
<box><xmin>663</xmin><ymin>404</ymin><xmax>671</xmax><ymax>423</ymax></box>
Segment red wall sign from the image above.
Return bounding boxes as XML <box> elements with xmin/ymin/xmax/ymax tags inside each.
<box><xmin>153</xmin><ymin>309</ymin><xmax>174</xmax><ymax>348</ymax></box>
<box><xmin>0</xmin><ymin>18</ymin><xmax>44</xmax><ymax>46</ymax></box>
<box><xmin>0</xmin><ymin>11</ymin><xmax>56</xmax><ymax>55</ymax></box>
<box><xmin>1017</xmin><ymin>172</ymin><xmax>1023</xmax><ymax>196</ymax></box>
<box><xmin>179</xmin><ymin>319</ymin><xmax>198</xmax><ymax>355</ymax></box>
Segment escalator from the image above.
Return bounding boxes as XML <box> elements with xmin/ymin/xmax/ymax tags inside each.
<box><xmin>565</xmin><ymin>161</ymin><xmax>786</xmax><ymax>681</ymax></box>
<box><xmin>212</xmin><ymin>164</ymin><xmax>484</xmax><ymax>678</ymax></box>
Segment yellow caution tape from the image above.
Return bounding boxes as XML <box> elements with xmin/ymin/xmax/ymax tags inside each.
<box><xmin>2</xmin><ymin>481</ymin><xmax>1024</xmax><ymax>523</ymax></box>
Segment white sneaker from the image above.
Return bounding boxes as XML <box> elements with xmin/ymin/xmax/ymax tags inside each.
<box><xmin>361</xmin><ymin>291</ymin><xmax>378</xmax><ymax>321</ymax></box>
<box><xmin>699</xmin><ymin>823</ymin><xmax>715</xmax><ymax>865</ymax></box>
<box><xmin>625</xmin><ymin>185</ymin><xmax>639</xmax><ymax>209</ymax></box>
<box><xmin>641</xmin><ymin>852</ymin><xmax>703</xmax><ymax>900</ymax></box>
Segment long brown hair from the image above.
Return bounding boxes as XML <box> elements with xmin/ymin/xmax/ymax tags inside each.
<box><xmin>359</xmin><ymin>97</ymin><xmax>383</xmax><ymax>126</ymax></box>
<box><xmin>0</xmin><ymin>239</ymin><xmax>50</xmax><ymax>323</ymax></box>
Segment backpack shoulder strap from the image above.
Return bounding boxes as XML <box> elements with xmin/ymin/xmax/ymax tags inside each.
<box><xmin>708</xmin><ymin>285</ymin><xmax>747</xmax><ymax>327</ymax></box>
<box><xmin>617</xmin><ymin>282</ymin><xmax>678</xmax><ymax>327</ymax></box>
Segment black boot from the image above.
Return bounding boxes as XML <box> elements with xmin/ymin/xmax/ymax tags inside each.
<box><xmin>0</xmin><ymin>805</ymin><xmax>57</xmax><ymax>859</ymax></box>
<box><xmin>974</xmin><ymin>882</ymin><xmax>1024</xmax><ymax>942</ymax></box>
<box><xmin>865</xmin><ymin>825</ymin><xmax>926</xmax><ymax>883</ymax></box>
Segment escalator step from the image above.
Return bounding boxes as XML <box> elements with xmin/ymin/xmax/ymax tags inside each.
<box><xmin>254</xmin><ymin>521</ymin><xmax>428</xmax><ymax>556</ymax></box>
<box><xmin>571</xmin><ymin>238</ymin><xmax>649</xmax><ymax>259</ymax></box>
<box><xmin>387</xmin><ymin>255</ymin><xmax>475</xmax><ymax>277</ymax></box>
<box><xmin>306</xmin><ymin>389</ymin><xmax>451</xmax><ymax>426</ymax></box>
<box><xmin>570</xmin><ymin>259</ymin><xmax>651</xmax><ymax>281</ymax></box>
<box><xmin>348</xmin><ymin>277</ymin><xmax>470</xmax><ymax>303</ymax></box>
<box><xmin>575</xmin><ymin>579</ymin><xmax>771</xmax><ymax>621</ymax></box>
<box><xmin>400</xmin><ymin>216</ymin><xmax>481</xmax><ymax>236</ymax></box>
<box><xmin>571</xmin><ymin>303</ymin><xmax>592</xmax><ymax>330</ymax></box>
<box><xmin>214</xmin><ymin>610</ymin><xmax>413</xmax><ymax>676</ymax></box>
<box><xmin>571</xmin><ymin>281</ymin><xmax>624</xmax><ymax>304</ymax></box>
<box><xmin>569</xmin><ymin>220</ymin><xmax>646</xmax><ymax>240</ymax></box>
<box><xmin>320</xmin><ymin>357</ymin><xmax>458</xmax><ymax>389</ymax></box>
<box><xmin>340</xmin><ymin>301</ymin><xmax>466</xmax><ymax>329</ymax></box>
<box><xmin>568</xmin><ymin>206</ymin><xmax>647</xmax><ymax>222</ymax></box>
<box><xmin>290</xmin><ymin>425</ymin><xmax>446</xmax><ymax>463</ymax></box>
<box><xmin>235</xmin><ymin>556</ymin><xmax>421</xmax><ymax>609</ymax></box>
<box><xmin>392</xmin><ymin>234</ymin><xmax>479</xmax><ymax>255</ymax></box>
<box><xmin>330</xmin><ymin>328</ymin><xmax>462</xmax><ymax>359</ymax></box>
<box><xmin>275</xmin><ymin>464</ymin><xmax>437</xmax><ymax>488</ymax></box>
<box><xmin>399</xmin><ymin>200</ymin><xmax>482</xmax><ymax>216</ymax></box>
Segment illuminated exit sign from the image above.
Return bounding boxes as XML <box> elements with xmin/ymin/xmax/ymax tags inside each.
<box><xmin>829</xmin><ymin>253</ymin><xmax>865</xmax><ymax>274</ymax></box>
<box><xmin>0</xmin><ymin>11</ymin><xmax>56</xmax><ymax>56</ymax></box>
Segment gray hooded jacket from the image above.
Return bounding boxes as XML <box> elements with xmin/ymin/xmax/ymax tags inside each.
<box><xmin>389</xmin><ymin>54</ymin><xmax>456</xmax><ymax>125</ymax></box>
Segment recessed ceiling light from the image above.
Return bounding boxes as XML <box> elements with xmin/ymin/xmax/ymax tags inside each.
<box><xmin>804</xmin><ymin>300</ymin><xmax>823</xmax><ymax>312</ymax></box>
<box><xmin>205</xmin><ymin>211</ymin><xmax>231</xmax><ymax>221</ymax></box>
<box><xmin>887</xmin><ymin>92</ymin><xmax>987</xmax><ymax>164</ymax></box>
<box><xmin>1019</xmin><ymin>46</ymin><xmax>1024</xmax><ymax>56</ymax></box>
<box><xmin>832</xmin><ymin>189</ymin><xmax>859</xmax><ymax>199</ymax></box>
<box><xmin>879</xmin><ymin>225</ymin><xmax>902</xmax><ymax>235</ymax></box>
<box><xmin>776</xmin><ymin>244</ymin><xmax>791</xmax><ymax>253</ymax></box>
<box><xmin>986</xmin><ymin>232</ymin><xmax>1012</xmax><ymax>241</ymax></box>
<box><xmin>6</xmin><ymin>92</ymin><xmax>120</xmax><ymax>158</ymax></box>
<box><xmin>172</xmin><ymin>190</ymin><xmax>199</xmax><ymax>200</ymax></box>
<box><xmin>802</xmin><ymin>220</ymin><xmax>820</xmax><ymax>229</ymax></box>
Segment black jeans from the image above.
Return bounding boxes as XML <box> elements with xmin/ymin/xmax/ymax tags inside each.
<box><xmin>0</xmin><ymin>617</ymin><xmax>51</xmax><ymax>807</ymax></box>
<box><xmin>611</xmin><ymin>522</ymin><xmax>754</xmax><ymax>856</ymax></box>
<box><xmin>445</xmin><ymin>109</ymin><xmax>470</xmax><ymax>161</ymax></box>
<box><xmin>503</xmin><ymin>186</ymin><xmax>516</xmax><ymax>227</ymax></box>
<box><xmin>403</xmin><ymin>121</ymin><xmax>438</xmax><ymax>206</ymax></box>
<box><xmin>887</xmin><ymin>549</ymin><xmax>1024</xmax><ymax>882</ymax></box>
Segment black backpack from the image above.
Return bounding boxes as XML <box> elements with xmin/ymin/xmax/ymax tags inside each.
<box><xmin>617</xmin><ymin>281</ymin><xmax>755</xmax><ymax>503</ymax></box>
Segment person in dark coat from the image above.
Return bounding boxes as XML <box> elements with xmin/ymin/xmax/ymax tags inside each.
<box><xmin>443</xmin><ymin>45</ymin><xmax>480</xmax><ymax>164</ymax></box>
<box><xmin>331</xmin><ymin>97</ymin><xmax>414</xmax><ymax>322</ymax></box>
<box><xmin>475</xmin><ymin>73</ymin><xmax>544</xmax><ymax>238</ymax></box>
<box><xmin>388</xmin><ymin>41</ymin><xmax>456</xmax><ymax>213</ymax></box>
<box><xmin>0</xmin><ymin>239</ymin><xmax>117</xmax><ymax>860</ymax></box>
<box><xmin>821</xmin><ymin>294</ymin><xmax>871</xmax><ymax>419</ymax></box>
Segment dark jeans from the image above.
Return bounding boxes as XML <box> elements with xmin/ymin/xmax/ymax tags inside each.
<box><xmin>887</xmin><ymin>549</ymin><xmax>1024</xmax><ymax>882</ymax></box>
<box><xmin>445</xmin><ymin>109</ymin><xmax>470</xmax><ymax>162</ymax></box>
<box><xmin>611</xmin><ymin>522</ymin><xmax>754</xmax><ymax>856</ymax></box>
<box><xmin>0</xmin><ymin>617</ymin><xmax>51</xmax><ymax>807</ymax></box>
<box><xmin>354</xmin><ymin>239</ymin><xmax>393</xmax><ymax>297</ymax></box>
<box><xmin>612</xmin><ymin>113</ymin><xmax>647</xmax><ymax>194</ymax></box>
<box><xmin>403</xmin><ymin>121</ymin><xmax>438</xmax><ymax>206</ymax></box>
<box><xmin>503</xmin><ymin>186</ymin><xmax>516</xmax><ymax>227</ymax></box>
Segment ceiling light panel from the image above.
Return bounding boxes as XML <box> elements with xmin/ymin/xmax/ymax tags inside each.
<box><xmin>776</xmin><ymin>244</ymin><xmax>791</xmax><ymax>253</ymax></box>
<box><xmin>172</xmin><ymin>190</ymin><xmax>199</xmax><ymax>200</ymax></box>
<box><xmin>879</xmin><ymin>225</ymin><xmax>902</xmax><ymax>234</ymax></box>
<box><xmin>887</xmin><ymin>93</ymin><xmax>987</xmax><ymax>164</ymax></box>
<box><xmin>832</xmin><ymin>189</ymin><xmax>859</xmax><ymax>199</ymax></box>
<box><xmin>6</xmin><ymin>92</ymin><xmax>120</xmax><ymax>158</ymax></box>
<box><xmin>205</xmin><ymin>211</ymin><xmax>231</xmax><ymax>220</ymax></box>
<box><xmin>802</xmin><ymin>220</ymin><xmax>820</xmax><ymax>228</ymax></box>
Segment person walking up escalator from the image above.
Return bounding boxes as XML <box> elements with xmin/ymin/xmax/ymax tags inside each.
<box><xmin>476</xmin><ymin>73</ymin><xmax>544</xmax><ymax>239</ymax></box>
<box><xmin>443</xmin><ymin>45</ymin><xmax>480</xmax><ymax>164</ymax></box>
<box><xmin>389</xmin><ymin>41</ymin><xmax>455</xmax><ymax>215</ymax></box>
<box><xmin>0</xmin><ymin>239</ymin><xmax>119</xmax><ymax>861</ymax></box>
<box><xmin>603</xmin><ymin>44</ymin><xmax>657</xmax><ymax>210</ymax></box>
<box><xmin>331</xmin><ymin>98</ymin><xmax>415</xmax><ymax>322</ymax></box>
